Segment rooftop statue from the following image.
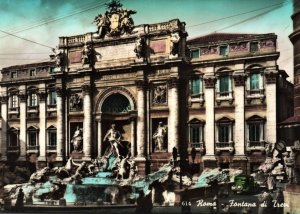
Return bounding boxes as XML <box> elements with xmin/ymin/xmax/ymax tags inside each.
<box><xmin>93</xmin><ymin>0</ymin><xmax>136</xmax><ymax>38</ymax></box>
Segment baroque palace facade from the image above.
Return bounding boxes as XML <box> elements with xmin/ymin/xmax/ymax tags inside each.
<box><xmin>0</xmin><ymin>2</ymin><xmax>293</xmax><ymax>174</ymax></box>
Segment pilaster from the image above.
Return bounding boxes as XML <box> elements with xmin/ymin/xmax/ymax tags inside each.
<box><xmin>82</xmin><ymin>83</ymin><xmax>92</xmax><ymax>160</ymax></box>
<box><xmin>0</xmin><ymin>95</ymin><xmax>8</xmax><ymax>161</ymax></box>
<box><xmin>167</xmin><ymin>77</ymin><xmax>179</xmax><ymax>152</ymax></box>
<box><xmin>18</xmin><ymin>93</ymin><xmax>27</xmax><ymax>161</ymax></box>
<box><xmin>56</xmin><ymin>87</ymin><xmax>64</xmax><ymax>161</ymax></box>
<box><xmin>38</xmin><ymin>91</ymin><xmax>47</xmax><ymax>162</ymax></box>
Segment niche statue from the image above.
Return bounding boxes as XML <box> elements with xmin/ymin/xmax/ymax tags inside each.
<box><xmin>153</xmin><ymin>122</ymin><xmax>167</xmax><ymax>151</ymax></box>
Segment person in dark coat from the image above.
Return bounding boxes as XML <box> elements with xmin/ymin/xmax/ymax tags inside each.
<box><xmin>15</xmin><ymin>188</ymin><xmax>24</xmax><ymax>212</ymax></box>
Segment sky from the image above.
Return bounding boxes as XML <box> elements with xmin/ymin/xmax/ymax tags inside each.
<box><xmin>0</xmin><ymin>0</ymin><xmax>294</xmax><ymax>81</ymax></box>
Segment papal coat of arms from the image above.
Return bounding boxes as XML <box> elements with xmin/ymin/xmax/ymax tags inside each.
<box><xmin>93</xmin><ymin>0</ymin><xmax>136</xmax><ymax>38</ymax></box>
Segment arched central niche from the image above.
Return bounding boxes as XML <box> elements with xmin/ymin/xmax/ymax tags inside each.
<box><xmin>101</xmin><ymin>93</ymin><xmax>131</xmax><ymax>113</ymax></box>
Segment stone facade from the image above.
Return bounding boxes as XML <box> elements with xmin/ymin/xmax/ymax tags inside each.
<box><xmin>0</xmin><ymin>4</ymin><xmax>293</xmax><ymax>174</ymax></box>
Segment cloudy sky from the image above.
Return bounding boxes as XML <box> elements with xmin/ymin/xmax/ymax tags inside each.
<box><xmin>0</xmin><ymin>0</ymin><xmax>294</xmax><ymax>81</ymax></box>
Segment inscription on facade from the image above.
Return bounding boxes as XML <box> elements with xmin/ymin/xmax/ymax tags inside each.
<box><xmin>69</xmin><ymin>51</ymin><xmax>82</xmax><ymax>63</ymax></box>
<box><xmin>150</xmin><ymin>40</ymin><xmax>166</xmax><ymax>54</ymax></box>
<box><xmin>101</xmin><ymin>72</ymin><xmax>136</xmax><ymax>80</ymax></box>
<box><xmin>95</xmin><ymin>43</ymin><xmax>135</xmax><ymax>61</ymax></box>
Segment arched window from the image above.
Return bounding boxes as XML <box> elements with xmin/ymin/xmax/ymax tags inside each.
<box><xmin>101</xmin><ymin>93</ymin><xmax>131</xmax><ymax>113</ymax></box>
<box><xmin>216</xmin><ymin>117</ymin><xmax>234</xmax><ymax>146</ymax></box>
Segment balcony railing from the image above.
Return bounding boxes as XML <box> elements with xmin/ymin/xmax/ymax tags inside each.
<box><xmin>246</xmin><ymin>89</ymin><xmax>265</xmax><ymax>97</ymax></box>
<box><xmin>216</xmin><ymin>91</ymin><xmax>234</xmax><ymax>105</ymax></box>
<box><xmin>248</xmin><ymin>141</ymin><xmax>265</xmax><ymax>147</ymax></box>
<box><xmin>8</xmin><ymin>107</ymin><xmax>19</xmax><ymax>112</ymax></box>
<box><xmin>27</xmin><ymin>145</ymin><xmax>39</xmax><ymax>151</ymax></box>
<box><xmin>47</xmin><ymin>145</ymin><xmax>57</xmax><ymax>151</ymax></box>
<box><xmin>7</xmin><ymin>145</ymin><xmax>20</xmax><ymax>153</ymax></box>
<box><xmin>215</xmin><ymin>141</ymin><xmax>235</xmax><ymax>155</ymax></box>
<box><xmin>190</xmin><ymin>142</ymin><xmax>205</xmax><ymax>155</ymax></box>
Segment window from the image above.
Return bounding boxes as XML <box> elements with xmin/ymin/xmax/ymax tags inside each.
<box><xmin>10</xmin><ymin>95</ymin><xmax>19</xmax><ymax>108</ymax></box>
<box><xmin>219</xmin><ymin>46</ymin><xmax>228</xmax><ymax>56</ymax></box>
<box><xmin>247</xmin><ymin>72</ymin><xmax>264</xmax><ymax>97</ymax></box>
<box><xmin>8</xmin><ymin>128</ymin><xmax>19</xmax><ymax>148</ymax></box>
<box><xmin>47</xmin><ymin>126</ymin><xmax>57</xmax><ymax>150</ymax></box>
<box><xmin>11</xmin><ymin>71</ymin><xmax>17</xmax><ymax>78</ymax></box>
<box><xmin>48</xmin><ymin>90</ymin><xmax>57</xmax><ymax>105</ymax></box>
<box><xmin>218</xmin><ymin>123</ymin><xmax>230</xmax><ymax>143</ymax></box>
<box><xmin>30</xmin><ymin>69</ymin><xmax>36</xmax><ymax>76</ymax></box>
<box><xmin>190</xmin><ymin>78</ymin><xmax>203</xmax><ymax>98</ymax></box>
<box><xmin>191</xmin><ymin>49</ymin><xmax>200</xmax><ymax>59</ymax></box>
<box><xmin>189</xmin><ymin>124</ymin><xmax>204</xmax><ymax>148</ymax></box>
<box><xmin>217</xmin><ymin>75</ymin><xmax>232</xmax><ymax>97</ymax></box>
<box><xmin>250</xmin><ymin>42</ymin><xmax>258</xmax><ymax>53</ymax></box>
<box><xmin>28</xmin><ymin>93</ymin><xmax>38</xmax><ymax>106</ymax></box>
<box><xmin>27</xmin><ymin>127</ymin><xmax>38</xmax><ymax>149</ymax></box>
<box><xmin>247</xmin><ymin>116</ymin><xmax>264</xmax><ymax>147</ymax></box>
<box><xmin>250</xmin><ymin>73</ymin><xmax>260</xmax><ymax>90</ymax></box>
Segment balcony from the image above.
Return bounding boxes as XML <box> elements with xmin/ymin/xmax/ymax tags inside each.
<box><xmin>7</xmin><ymin>145</ymin><xmax>20</xmax><ymax>153</ymax></box>
<box><xmin>246</xmin><ymin>89</ymin><xmax>265</xmax><ymax>104</ymax></box>
<box><xmin>216</xmin><ymin>91</ymin><xmax>234</xmax><ymax>105</ymax></box>
<box><xmin>246</xmin><ymin>141</ymin><xmax>265</xmax><ymax>153</ymax></box>
<box><xmin>215</xmin><ymin>141</ymin><xmax>235</xmax><ymax>155</ymax></box>
<box><xmin>190</xmin><ymin>142</ymin><xmax>205</xmax><ymax>155</ymax></box>
<box><xmin>27</xmin><ymin>145</ymin><xmax>39</xmax><ymax>153</ymax></box>
<box><xmin>189</xmin><ymin>93</ymin><xmax>205</xmax><ymax>106</ymax></box>
<box><xmin>47</xmin><ymin>145</ymin><xmax>57</xmax><ymax>152</ymax></box>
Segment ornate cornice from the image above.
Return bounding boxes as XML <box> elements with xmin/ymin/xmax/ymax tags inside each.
<box><xmin>203</xmin><ymin>76</ymin><xmax>216</xmax><ymax>89</ymax></box>
<box><xmin>18</xmin><ymin>93</ymin><xmax>27</xmax><ymax>102</ymax></box>
<box><xmin>265</xmin><ymin>70</ymin><xmax>278</xmax><ymax>84</ymax></box>
<box><xmin>233</xmin><ymin>73</ymin><xmax>247</xmax><ymax>86</ymax></box>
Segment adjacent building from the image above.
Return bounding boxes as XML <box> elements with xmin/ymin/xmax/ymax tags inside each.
<box><xmin>0</xmin><ymin>2</ymin><xmax>293</xmax><ymax>174</ymax></box>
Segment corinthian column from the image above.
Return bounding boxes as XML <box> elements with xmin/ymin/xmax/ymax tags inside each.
<box><xmin>19</xmin><ymin>93</ymin><xmax>27</xmax><ymax>161</ymax></box>
<box><xmin>56</xmin><ymin>87</ymin><xmax>64</xmax><ymax>162</ymax></box>
<box><xmin>265</xmin><ymin>70</ymin><xmax>278</xmax><ymax>144</ymax></box>
<box><xmin>82</xmin><ymin>84</ymin><xmax>92</xmax><ymax>160</ymax></box>
<box><xmin>203</xmin><ymin>75</ymin><xmax>216</xmax><ymax>162</ymax></box>
<box><xmin>136</xmin><ymin>80</ymin><xmax>146</xmax><ymax>159</ymax></box>
<box><xmin>38</xmin><ymin>92</ymin><xmax>47</xmax><ymax>162</ymax></box>
<box><xmin>167</xmin><ymin>77</ymin><xmax>179</xmax><ymax>153</ymax></box>
<box><xmin>0</xmin><ymin>95</ymin><xmax>8</xmax><ymax>161</ymax></box>
<box><xmin>233</xmin><ymin>72</ymin><xmax>247</xmax><ymax>156</ymax></box>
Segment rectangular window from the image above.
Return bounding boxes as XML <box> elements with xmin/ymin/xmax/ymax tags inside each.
<box><xmin>49</xmin><ymin>91</ymin><xmax>57</xmax><ymax>105</ymax></box>
<box><xmin>191</xmin><ymin>49</ymin><xmax>200</xmax><ymax>59</ymax></box>
<box><xmin>219</xmin><ymin>76</ymin><xmax>229</xmax><ymax>93</ymax></box>
<box><xmin>48</xmin><ymin>130</ymin><xmax>57</xmax><ymax>147</ymax></box>
<box><xmin>29</xmin><ymin>94</ymin><xmax>38</xmax><ymax>106</ymax></box>
<box><xmin>250</xmin><ymin>73</ymin><xmax>260</xmax><ymax>90</ymax></box>
<box><xmin>250</xmin><ymin>42</ymin><xmax>258</xmax><ymax>53</ymax></box>
<box><xmin>11</xmin><ymin>95</ymin><xmax>19</xmax><ymax>108</ymax></box>
<box><xmin>30</xmin><ymin>69</ymin><xmax>36</xmax><ymax>76</ymax></box>
<box><xmin>249</xmin><ymin>123</ymin><xmax>260</xmax><ymax>141</ymax></box>
<box><xmin>28</xmin><ymin>131</ymin><xmax>37</xmax><ymax>147</ymax></box>
<box><xmin>191</xmin><ymin>79</ymin><xmax>202</xmax><ymax>96</ymax></box>
<box><xmin>11</xmin><ymin>72</ymin><xmax>17</xmax><ymax>78</ymax></box>
<box><xmin>189</xmin><ymin>124</ymin><xmax>203</xmax><ymax>148</ymax></box>
<box><xmin>219</xmin><ymin>46</ymin><xmax>228</xmax><ymax>56</ymax></box>
<box><xmin>219</xmin><ymin>124</ymin><xmax>230</xmax><ymax>142</ymax></box>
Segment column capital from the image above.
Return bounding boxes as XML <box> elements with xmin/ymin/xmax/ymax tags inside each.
<box><xmin>81</xmin><ymin>84</ymin><xmax>91</xmax><ymax>95</ymax></box>
<box><xmin>233</xmin><ymin>73</ymin><xmax>247</xmax><ymax>86</ymax></box>
<box><xmin>0</xmin><ymin>96</ymin><xmax>8</xmax><ymax>103</ymax></box>
<box><xmin>18</xmin><ymin>93</ymin><xmax>27</xmax><ymax>102</ymax></box>
<box><xmin>265</xmin><ymin>70</ymin><xmax>278</xmax><ymax>84</ymax></box>
<box><xmin>167</xmin><ymin>77</ymin><xmax>179</xmax><ymax>88</ymax></box>
<box><xmin>135</xmin><ymin>80</ymin><xmax>147</xmax><ymax>90</ymax></box>
<box><xmin>39</xmin><ymin>92</ymin><xmax>48</xmax><ymax>102</ymax></box>
<box><xmin>55</xmin><ymin>87</ymin><xmax>64</xmax><ymax>97</ymax></box>
<box><xmin>203</xmin><ymin>76</ymin><xmax>216</xmax><ymax>88</ymax></box>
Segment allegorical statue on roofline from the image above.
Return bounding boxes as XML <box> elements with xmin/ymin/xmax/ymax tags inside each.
<box><xmin>93</xmin><ymin>0</ymin><xmax>136</xmax><ymax>38</ymax></box>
